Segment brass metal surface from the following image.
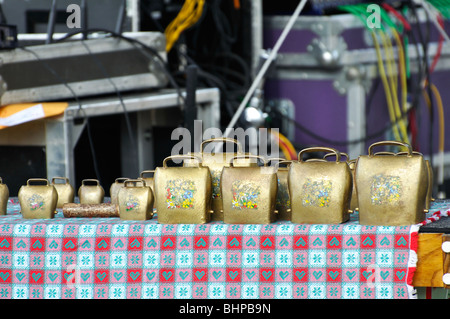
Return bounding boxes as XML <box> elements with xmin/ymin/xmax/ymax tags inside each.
<box><xmin>221</xmin><ymin>155</ymin><xmax>278</xmax><ymax>224</ymax></box>
<box><xmin>271</xmin><ymin>159</ymin><xmax>293</xmax><ymax>221</ymax></box>
<box><xmin>0</xmin><ymin>177</ymin><xmax>9</xmax><ymax>215</ymax></box>
<box><xmin>289</xmin><ymin>147</ymin><xmax>352</xmax><ymax>224</ymax></box>
<box><xmin>18</xmin><ymin>178</ymin><xmax>58</xmax><ymax>219</ymax></box>
<box><xmin>51</xmin><ymin>177</ymin><xmax>74</xmax><ymax>208</ymax></box>
<box><xmin>397</xmin><ymin>151</ymin><xmax>434</xmax><ymax>210</ymax></box>
<box><xmin>78</xmin><ymin>179</ymin><xmax>105</xmax><ymax>204</ymax></box>
<box><xmin>140</xmin><ymin>170</ymin><xmax>155</xmax><ymax>192</ymax></box>
<box><xmin>110</xmin><ymin>177</ymin><xmax>129</xmax><ymax>205</ymax></box>
<box><xmin>348</xmin><ymin>160</ymin><xmax>358</xmax><ymax>212</ymax></box>
<box><xmin>185</xmin><ymin>138</ymin><xmax>256</xmax><ymax>221</ymax></box>
<box><xmin>155</xmin><ymin>155</ymin><xmax>212</xmax><ymax>224</ymax></box>
<box><xmin>118</xmin><ymin>179</ymin><xmax>154</xmax><ymax>221</ymax></box>
<box><xmin>356</xmin><ymin>141</ymin><xmax>428</xmax><ymax>226</ymax></box>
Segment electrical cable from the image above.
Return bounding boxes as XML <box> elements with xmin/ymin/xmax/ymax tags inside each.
<box><xmin>410</xmin><ymin>3</ymin><xmax>435</xmax><ymax>168</ymax></box>
<box><xmin>223</xmin><ymin>0</ymin><xmax>309</xmax><ymax>139</ymax></box>
<box><xmin>164</xmin><ymin>0</ymin><xmax>205</xmax><ymax>52</ymax></box>
<box><xmin>423</xmin><ymin>82</ymin><xmax>445</xmax><ymax>190</ymax></box>
<box><xmin>51</xmin><ymin>28</ymin><xmax>186</xmax><ymax>106</ymax></box>
<box><xmin>415</xmin><ymin>0</ymin><xmax>450</xmax><ymax>42</ymax></box>
<box><xmin>275</xmin><ymin>131</ymin><xmax>298</xmax><ymax>160</ymax></box>
<box><xmin>79</xmin><ymin>40</ymin><xmax>136</xmax><ymax>152</ymax></box>
<box><xmin>382</xmin><ymin>3</ymin><xmax>412</xmax><ymax>31</ymax></box>
<box><xmin>18</xmin><ymin>46</ymin><xmax>102</xmax><ymax>183</ymax></box>
<box><xmin>340</xmin><ymin>5</ymin><xmax>402</xmax><ymax>143</ymax></box>
<box><xmin>341</xmin><ymin>4</ymin><xmax>412</xmax><ymax>145</ymax></box>
<box><xmin>271</xmin><ymin>106</ymin><xmax>411</xmax><ymax>146</ymax></box>
<box><xmin>273</xmin><ymin>135</ymin><xmax>292</xmax><ymax>160</ymax></box>
<box><xmin>269</xmin><ymin>130</ymin><xmax>296</xmax><ymax>160</ymax></box>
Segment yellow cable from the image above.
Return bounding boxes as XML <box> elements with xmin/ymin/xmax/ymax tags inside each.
<box><xmin>391</xmin><ymin>28</ymin><xmax>410</xmax><ymax>144</ymax></box>
<box><xmin>270</xmin><ymin>130</ymin><xmax>293</xmax><ymax>160</ymax></box>
<box><xmin>391</xmin><ymin>28</ymin><xmax>408</xmax><ymax>114</ymax></box>
<box><xmin>423</xmin><ymin>83</ymin><xmax>445</xmax><ymax>153</ymax></box>
<box><xmin>380</xmin><ymin>30</ymin><xmax>409</xmax><ymax>144</ymax></box>
<box><xmin>431</xmin><ymin>83</ymin><xmax>445</xmax><ymax>153</ymax></box>
<box><xmin>372</xmin><ymin>31</ymin><xmax>402</xmax><ymax>143</ymax></box>
<box><xmin>165</xmin><ymin>0</ymin><xmax>205</xmax><ymax>52</ymax></box>
<box><xmin>276</xmin><ymin>131</ymin><xmax>297</xmax><ymax>160</ymax></box>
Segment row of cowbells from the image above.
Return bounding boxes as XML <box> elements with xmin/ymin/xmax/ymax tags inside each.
<box><xmin>286</xmin><ymin>141</ymin><xmax>431</xmax><ymax>226</ymax></box>
<box><xmin>4</xmin><ymin>138</ymin><xmax>431</xmax><ymax>226</ymax></box>
<box><xmin>152</xmin><ymin>139</ymin><xmax>430</xmax><ymax>226</ymax></box>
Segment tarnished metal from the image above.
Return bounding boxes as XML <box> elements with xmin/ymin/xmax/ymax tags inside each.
<box><xmin>348</xmin><ymin>159</ymin><xmax>358</xmax><ymax>212</ymax></box>
<box><xmin>324</xmin><ymin>152</ymin><xmax>358</xmax><ymax>213</ymax></box>
<box><xmin>62</xmin><ymin>203</ymin><xmax>119</xmax><ymax>218</ymax></box>
<box><xmin>0</xmin><ymin>177</ymin><xmax>9</xmax><ymax>215</ymax></box>
<box><xmin>270</xmin><ymin>158</ymin><xmax>293</xmax><ymax>221</ymax></box>
<box><xmin>155</xmin><ymin>155</ymin><xmax>213</xmax><ymax>224</ymax></box>
<box><xmin>18</xmin><ymin>178</ymin><xmax>58</xmax><ymax>219</ymax></box>
<box><xmin>78</xmin><ymin>179</ymin><xmax>105</xmax><ymax>204</ymax></box>
<box><xmin>51</xmin><ymin>177</ymin><xmax>74</xmax><ymax>208</ymax></box>
<box><xmin>397</xmin><ymin>151</ymin><xmax>434</xmax><ymax>211</ymax></box>
<box><xmin>110</xmin><ymin>177</ymin><xmax>129</xmax><ymax>205</ymax></box>
<box><xmin>118</xmin><ymin>179</ymin><xmax>154</xmax><ymax>221</ymax></box>
<box><xmin>355</xmin><ymin>141</ymin><xmax>428</xmax><ymax>226</ymax></box>
<box><xmin>289</xmin><ymin>147</ymin><xmax>353</xmax><ymax>224</ymax></box>
<box><xmin>140</xmin><ymin>170</ymin><xmax>155</xmax><ymax>192</ymax></box>
<box><xmin>185</xmin><ymin>138</ymin><xmax>256</xmax><ymax>221</ymax></box>
<box><xmin>221</xmin><ymin>155</ymin><xmax>278</xmax><ymax>224</ymax></box>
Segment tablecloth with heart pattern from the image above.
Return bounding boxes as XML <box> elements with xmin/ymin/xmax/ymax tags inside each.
<box><xmin>0</xmin><ymin>198</ymin><xmax>447</xmax><ymax>299</ymax></box>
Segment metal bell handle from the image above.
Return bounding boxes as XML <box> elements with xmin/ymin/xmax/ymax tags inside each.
<box><xmin>230</xmin><ymin>154</ymin><xmax>267</xmax><ymax>167</ymax></box>
<box><xmin>397</xmin><ymin>151</ymin><xmax>423</xmax><ymax>156</ymax></box>
<box><xmin>124</xmin><ymin>179</ymin><xmax>146</xmax><ymax>187</ymax></box>
<box><xmin>274</xmin><ymin>160</ymin><xmax>294</xmax><ymax>168</ymax></box>
<box><xmin>267</xmin><ymin>157</ymin><xmax>288</xmax><ymax>164</ymax></box>
<box><xmin>368</xmin><ymin>141</ymin><xmax>412</xmax><ymax>157</ymax></box>
<box><xmin>373</xmin><ymin>151</ymin><xmax>396</xmax><ymax>156</ymax></box>
<box><xmin>324</xmin><ymin>152</ymin><xmax>348</xmax><ymax>162</ymax></box>
<box><xmin>140</xmin><ymin>170</ymin><xmax>155</xmax><ymax>178</ymax></box>
<box><xmin>81</xmin><ymin>179</ymin><xmax>100</xmax><ymax>186</ymax></box>
<box><xmin>298</xmin><ymin>147</ymin><xmax>341</xmax><ymax>163</ymax></box>
<box><xmin>114</xmin><ymin>177</ymin><xmax>129</xmax><ymax>183</ymax></box>
<box><xmin>201</xmin><ymin>137</ymin><xmax>243</xmax><ymax>154</ymax></box>
<box><xmin>163</xmin><ymin>155</ymin><xmax>202</xmax><ymax>168</ymax></box>
<box><xmin>306</xmin><ymin>158</ymin><xmax>328</xmax><ymax>162</ymax></box>
<box><xmin>27</xmin><ymin>178</ymin><xmax>50</xmax><ymax>186</ymax></box>
<box><xmin>51</xmin><ymin>177</ymin><xmax>69</xmax><ymax>184</ymax></box>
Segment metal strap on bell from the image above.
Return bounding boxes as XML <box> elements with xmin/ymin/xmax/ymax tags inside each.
<box><xmin>289</xmin><ymin>147</ymin><xmax>353</xmax><ymax>224</ymax></box>
<box><xmin>221</xmin><ymin>155</ymin><xmax>278</xmax><ymax>224</ymax></box>
<box><xmin>78</xmin><ymin>179</ymin><xmax>105</xmax><ymax>204</ymax></box>
<box><xmin>118</xmin><ymin>179</ymin><xmax>154</xmax><ymax>221</ymax></box>
<box><xmin>397</xmin><ymin>151</ymin><xmax>434</xmax><ymax>211</ymax></box>
<box><xmin>0</xmin><ymin>177</ymin><xmax>9</xmax><ymax>215</ymax></box>
<box><xmin>140</xmin><ymin>170</ymin><xmax>155</xmax><ymax>192</ymax></box>
<box><xmin>155</xmin><ymin>155</ymin><xmax>213</xmax><ymax>224</ymax></box>
<box><xmin>269</xmin><ymin>158</ymin><xmax>293</xmax><ymax>221</ymax></box>
<box><xmin>18</xmin><ymin>178</ymin><xmax>58</xmax><ymax>219</ymax></box>
<box><xmin>355</xmin><ymin>141</ymin><xmax>428</xmax><ymax>225</ymax></box>
<box><xmin>185</xmin><ymin>137</ymin><xmax>256</xmax><ymax>222</ymax></box>
<box><xmin>110</xmin><ymin>177</ymin><xmax>129</xmax><ymax>205</ymax></box>
<box><xmin>323</xmin><ymin>152</ymin><xmax>358</xmax><ymax>214</ymax></box>
<box><xmin>52</xmin><ymin>177</ymin><xmax>75</xmax><ymax>208</ymax></box>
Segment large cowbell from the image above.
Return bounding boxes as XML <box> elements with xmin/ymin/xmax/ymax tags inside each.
<box><xmin>155</xmin><ymin>155</ymin><xmax>213</xmax><ymax>224</ymax></box>
<box><xmin>184</xmin><ymin>138</ymin><xmax>256</xmax><ymax>221</ymax></box>
<box><xmin>355</xmin><ymin>141</ymin><xmax>428</xmax><ymax>226</ymax></box>
<box><xmin>289</xmin><ymin>147</ymin><xmax>353</xmax><ymax>224</ymax></box>
<box><xmin>221</xmin><ymin>155</ymin><xmax>278</xmax><ymax>224</ymax></box>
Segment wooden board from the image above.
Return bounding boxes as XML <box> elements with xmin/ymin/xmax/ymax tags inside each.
<box><xmin>413</xmin><ymin>233</ymin><xmax>444</xmax><ymax>287</ymax></box>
